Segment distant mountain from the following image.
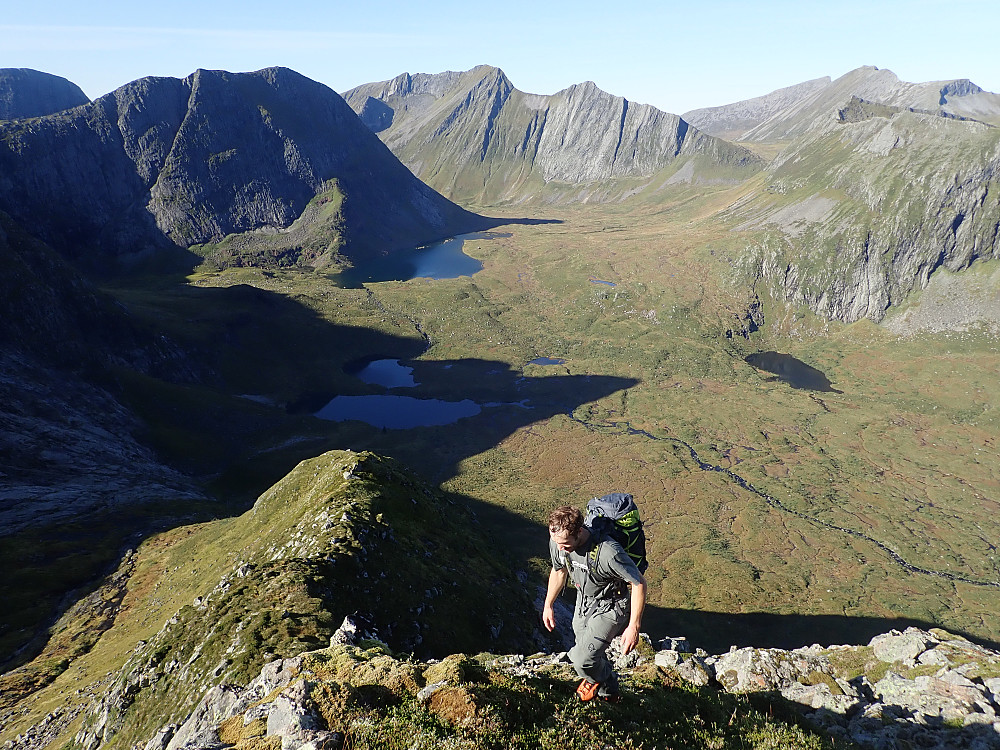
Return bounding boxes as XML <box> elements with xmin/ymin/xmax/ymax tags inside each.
<box><xmin>0</xmin><ymin>68</ymin><xmax>89</xmax><ymax>120</ymax></box>
<box><xmin>724</xmin><ymin>92</ymin><xmax>1000</xmax><ymax>321</ymax></box>
<box><xmin>685</xmin><ymin>66</ymin><xmax>1000</xmax><ymax>142</ymax></box>
<box><xmin>682</xmin><ymin>77</ymin><xmax>833</xmax><ymax>141</ymax></box>
<box><xmin>0</xmin><ymin>67</ymin><xmax>482</xmax><ymax>270</ymax></box>
<box><xmin>344</xmin><ymin>65</ymin><xmax>765</xmax><ymax>204</ymax></box>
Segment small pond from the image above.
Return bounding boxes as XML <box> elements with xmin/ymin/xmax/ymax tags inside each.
<box><xmin>527</xmin><ymin>357</ymin><xmax>567</xmax><ymax>366</ymax></box>
<box><xmin>355</xmin><ymin>359</ymin><xmax>417</xmax><ymax>388</ymax></box>
<box><xmin>745</xmin><ymin>352</ymin><xmax>841</xmax><ymax>393</ymax></box>
<box><xmin>590</xmin><ymin>278</ymin><xmax>617</xmax><ymax>287</ymax></box>
<box><xmin>336</xmin><ymin>231</ymin><xmax>508</xmax><ymax>287</ymax></box>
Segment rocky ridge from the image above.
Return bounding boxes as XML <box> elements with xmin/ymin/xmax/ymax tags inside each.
<box><xmin>61</xmin><ymin>623</ymin><xmax>1000</xmax><ymax>750</ymax></box>
<box><xmin>0</xmin><ymin>68</ymin><xmax>89</xmax><ymax>120</ymax></box>
<box><xmin>3</xmin><ymin>449</ymin><xmax>538</xmax><ymax>750</ymax></box>
<box><xmin>682</xmin><ymin>76</ymin><xmax>833</xmax><ymax>141</ymax></box>
<box><xmin>344</xmin><ymin>66</ymin><xmax>765</xmax><ymax>204</ymax></box>
<box><xmin>0</xmin><ymin>67</ymin><xmax>481</xmax><ymax>268</ymax></box>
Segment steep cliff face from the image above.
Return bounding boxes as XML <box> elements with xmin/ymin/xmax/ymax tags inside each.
<box><xmin>0</xmin><ymin>68</ymin><xmax>89</xmax><ymax>120</ymax></box>
<box><xmin>686</xmin><ymin>66</ymin><xmax>1000</xmax><ymax>142</ymax></box>
<box><xmin>344</xmin><ymin>66</ymin><xmax>764</xmax><ymax>204</ymax></box>
<box><xmin>0</xmin><ymin>67</ymin><xmax>481</xmax><ymax>268</ymax></box>
<box><xmin>727</xmin><ymin>105</ymin><xmax>1000</xmax><ymax>322</ymax></box>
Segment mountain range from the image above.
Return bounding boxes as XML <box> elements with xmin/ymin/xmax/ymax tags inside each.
<box><xmin>3</xmin><ymin>61</ymin><xmax>1000</xmax><ymax>750</ymax></box>
<box><xmin>0</xmin><ymin>66</ymin><xmax>481</xmax><ymax>271</ymax></box>
<box><xmin>343</xmin><ymin>65</ymin><xmax>765</xmax><ymax>205</ymax></box>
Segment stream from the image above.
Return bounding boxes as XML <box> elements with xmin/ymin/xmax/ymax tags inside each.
<box><xmin>567</xmin><ymin>412</ymin><xmax>1000</xmax><ymax>589</ymax></box>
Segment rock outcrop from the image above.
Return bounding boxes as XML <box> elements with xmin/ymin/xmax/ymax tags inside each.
<box><xmin>659</xmin><ymin>626</ymin><xmax>1000</xmax><ymax>749</ymax></box>
<box><xmin>0</xmin><ymin>67</ymin><xmax>482</xmax><ymax>268</ymax></box>
<box><xmin>114</xmin><ymin>624</ymin><xmax>1000</xmax><ymax>750</ymax></box>
<box><xmin>0</xmin><ymin>68</ymin><xmax>89</xmax><ymax>120</ymax></box>
<box><xmin>344</xmin><ymin>66</ymin><xmax>765</xmax><ymax>204</ymax></box>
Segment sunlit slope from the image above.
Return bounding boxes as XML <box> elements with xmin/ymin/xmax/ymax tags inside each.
<box><xmin>344</xmin><ymin>66</ymin><xmax>764</xmax><ymax>205</ymax></box>
<box><xmin>724</xmin><ymin>106</ymin><xmax>1000</xmax><ymax>322</ymax></box>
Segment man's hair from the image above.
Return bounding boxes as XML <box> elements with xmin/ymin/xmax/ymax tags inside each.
<box><xmin>548</xmin><ymin>505</ymin><xmax>583</xmax><ymax>536</ymax></box>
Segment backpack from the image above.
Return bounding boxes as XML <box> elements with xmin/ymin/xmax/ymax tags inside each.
<box><xmin>584</xmin><ymin>492</ymin><xmax>648</xmax><ymax>574</ymax></box>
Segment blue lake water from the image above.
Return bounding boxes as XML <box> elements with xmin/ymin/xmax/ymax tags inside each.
<box><xmin>336</xmin><ymin>232</ymin><xmax>507</xmax><ymax>287</ymax></box>
<box><xmin>314</xmin><ymin>394</ymin><xmax>489</xmax><ymax>429</ymax></box>
<box><xmin>590</xmin><ymin>278</ymin><xmax>617</xmax><ymax>287</ymax></box>
<box><xmin>356</xmin><ymin>359</ymin><xmax>417</xmax><ymax>388</ymax></box>
<box><xmin>528</xmin><ymin>357</ymin><xmax>567</xmax><ymax>366</ymax></box>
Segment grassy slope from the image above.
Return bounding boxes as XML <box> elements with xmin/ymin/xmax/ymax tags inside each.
<box><xmin>4</xmin><ymin>450</ymin><xmax>538</xmax><ymax>749</ymax></box>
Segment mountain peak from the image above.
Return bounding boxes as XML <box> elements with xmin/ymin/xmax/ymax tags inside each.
<box><xmin>0</xmin><ymin>67</ymin><xmax>481</xmax><ymax>267</ymax></box>
<box><xmin>0</xmin><ymin>68</ymin><xmax>90</xmax><ymax>120</ymax></box>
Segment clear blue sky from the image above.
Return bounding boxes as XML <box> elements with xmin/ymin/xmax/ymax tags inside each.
<box><xmin>3</xmin><ymin>0</ymin><xmax>998</xmax><ymax>115</ymax></box>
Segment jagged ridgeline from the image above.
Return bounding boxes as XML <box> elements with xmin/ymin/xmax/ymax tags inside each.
<box><xmin>62</xmin><ymin>449</ymin><xmax>536</xmax><ymax>749</ymax></box>
<box><xmin>343</xmin><ymin>65</ymin><xmax>766</xmax><ymax>204</ymax></box>
<box><xmin>0</xmin><ymin>67</ymin><xmax>483</xmax><ymax>271</ymax></box>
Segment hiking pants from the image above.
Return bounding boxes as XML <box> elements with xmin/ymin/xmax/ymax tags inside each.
<box><xmin>569</xmin><ymin>597</ymin><xmax>629</xmax><ymax>686</ymax></box>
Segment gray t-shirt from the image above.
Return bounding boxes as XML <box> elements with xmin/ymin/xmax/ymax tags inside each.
<box><xmin>550</xmin><ymin>531</ymin><xmax>643</xmax><ymax>617</ymax></box>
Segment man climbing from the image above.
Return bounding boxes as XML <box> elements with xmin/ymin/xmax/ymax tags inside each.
<box><xmin>542</xmin><ymin>504</ymin><xmax>647</xmax><ymax>702</ymax></box>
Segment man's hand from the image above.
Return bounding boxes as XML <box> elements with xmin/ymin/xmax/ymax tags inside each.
<box><xmin>620</xmin><ymin>578</ymin><xmax>647</xmax><ymax>654</ymax></box>
<box><xmin>542</xmin><ymin>604</ymin><xmax>557</xmax><ymax>632</ymax></box>
<box><xmin>620</xmin><ymin>623</ymin><xmax>640</xmax><ymax>654</ymax></box>
<box><xmin>542</xmin><ymin>567</ymin><xmax>568</xmax><ymax>632</ymax></box>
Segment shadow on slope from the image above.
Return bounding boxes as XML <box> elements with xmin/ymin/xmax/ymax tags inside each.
<box><xmin>0</xmin><ymin>266</ymin><xmax>636</xmax><ymax>672</ymax></box>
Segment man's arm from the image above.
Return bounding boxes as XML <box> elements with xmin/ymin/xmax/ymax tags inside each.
<box><xmin>542</xmin><ymin>566</ymin><xmax>568</xmax><ymax>632</ymax></box>
<box><xmin>619</xmin><ymin>574</ymin><xmax>647</xmax><ymax>654</ymax></box>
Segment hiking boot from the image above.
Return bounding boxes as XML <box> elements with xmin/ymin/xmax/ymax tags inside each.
<box><xmin>576</xmin><ymin>679</ymin><xmax>600</xmax><ymax>701</ymax></box>
<box><xmin>598</xmin><ymin>672</ymin><xmax>620</xmax><ymax>702</ymax></box>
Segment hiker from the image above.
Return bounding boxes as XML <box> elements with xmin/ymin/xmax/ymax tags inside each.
<box><xmin>542</xmin><ymin>503</ymin><xmax>647</xmax><ymax>702</ymax></box>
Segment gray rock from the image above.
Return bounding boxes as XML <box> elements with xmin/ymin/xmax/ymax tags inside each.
<box><xmin>870</xmin><ymin>628</ymin><xmax>933</xmax><ymax>664</ymax></box>
<box><xmin>780</xmin><ymin>681</ymin><xmax>859</xmax><ymax>715</ymax></box>
<box><xmin>654</xmin><ymin>650</ymin><xmax>683</xmax><ymax>668</ymax></box>
<box><xmin>672</xmin><ymin>656</ymin><xmax>713</xmax><ymax>687</ymax></box>
<box><xmin>165</xmin><ymin>684</ymin><xmax>242</xmax><ymax>750</ymax></box>
<box><xmin>266</xmin><ymin>680</ymin><xmax>320</xmax><ymax>750</ymax></box>
<box><xmin>712</xmin><ymin>647</ymin><xmax>831</xmax><ymax>694</ymax></box>
<box><xmin>874</xmin><ymin>671</ymin><xmax>991</xmax><ymax>724</ymax></box>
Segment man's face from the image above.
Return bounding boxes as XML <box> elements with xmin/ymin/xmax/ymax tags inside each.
<box><xmin>550</xmin><ymin>526</ymin><xmax>581</xmax><ymax>553</ymax></box>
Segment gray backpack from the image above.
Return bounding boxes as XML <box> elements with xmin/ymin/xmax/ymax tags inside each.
<box><xmin>584</xmin><ymin>493</ymin><xmax>648</xmax><ymax>574</ymax></box>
